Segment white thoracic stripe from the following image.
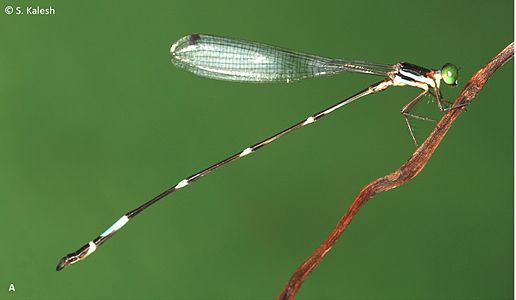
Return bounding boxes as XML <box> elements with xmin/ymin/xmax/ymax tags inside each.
<box><xmin>239</xmin><ymin>147</ymin><xmax>253</xmax><ymax>157</ymax></box>
<box><xmin>100</xmin><ymin>215</ymin><xmax>130</xmax><ymax>238</ymax></box>
<box><xmin>399</xmin><ymin>69</ymin><xmax>424</xmax><ymax>81</ymax></box>
<box><xmin>398</xmin><ymin>69</ymin><xmax>435</xmax><ymax>87</ymax></box>
<box><xmin>393</xmin><ymin>75</ymin><xmax>429</xmax><ymax>90</ymax></box>
<box><xmin>175</xmin><ymin>179</ymin><xmax>189</xmax><ymax>189</ymax></box>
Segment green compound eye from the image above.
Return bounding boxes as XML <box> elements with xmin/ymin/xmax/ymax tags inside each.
<box><xmin>441</xmin><ymin>63</ymin><xmax>459</xmax><ymax>86</ymax></box>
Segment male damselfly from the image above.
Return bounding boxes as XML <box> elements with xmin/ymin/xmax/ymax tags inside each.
<box><xmin>57</xmin><ymin>33</ymin><xmax>460</xmax><ymax>271</ymax></box>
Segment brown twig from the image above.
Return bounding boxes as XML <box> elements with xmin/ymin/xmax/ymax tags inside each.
<box><xmin>277</xmin><ymin>42</ymin><xmax>514</xmax><ymax>300</ymax></box>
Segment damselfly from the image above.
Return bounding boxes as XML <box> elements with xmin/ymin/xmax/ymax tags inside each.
<box><xmin>56</xmin><ymin>33</ymin><xmax>460</xmax><ymax>271</ymax></box>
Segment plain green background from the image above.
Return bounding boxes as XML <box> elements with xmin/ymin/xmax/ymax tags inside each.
<box><xmin>0</xmin><ymin>0</ymin><xmax>513</xmax><ymax>299</ymax></box>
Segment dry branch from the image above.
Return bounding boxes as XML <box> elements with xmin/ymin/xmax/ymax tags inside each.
<box><xmin>277</xmin><ymin>42</ymin><xmax>514</xmax><ymax>300</ymax></box>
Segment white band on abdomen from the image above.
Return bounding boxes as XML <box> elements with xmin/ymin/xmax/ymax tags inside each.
<box><xmin>100</xmin><ymin>215</ymin><xmax>129</xmax><ymax>237</ymax></box>
<box><xmin>85</xmin><ymin>241</ymin><xmax>97</xmax><ymax>257</ymax></box>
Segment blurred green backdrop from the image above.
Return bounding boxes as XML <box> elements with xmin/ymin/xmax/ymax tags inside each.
<box><xmin>0</xmin><ymin>0</ymin><xmax>513</xmax><ymax>299</ymax></box>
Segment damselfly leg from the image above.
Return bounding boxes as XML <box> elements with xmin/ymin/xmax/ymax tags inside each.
<box><xmin>400</xmin><ymin>88</ymin><xmax>436</xmax><ymax>146</ymax></box>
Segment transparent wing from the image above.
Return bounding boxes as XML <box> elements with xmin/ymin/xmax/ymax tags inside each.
<box><xmin>170</xmin><ymin>34</ymin><xmax>394</xmax><ymax>83</ymax></box>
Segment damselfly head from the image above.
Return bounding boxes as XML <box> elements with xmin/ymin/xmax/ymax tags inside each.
<box><xmin>441</xmin><ymin>63</ymin><xmax>459</xmax><ymax>86</ymax></box>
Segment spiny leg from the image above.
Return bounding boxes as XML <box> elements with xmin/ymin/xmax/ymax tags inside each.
<box><xmin>432</xmin><ymin>85</ymin><xmax>446</xmax><ymax>112</ymax></box>
<box><xmin>400</xmin><ymin>88</ymin><xmax>435</xmax><ymax>146</ymax></box>
<box><xmin>428</xmin><ymin>89</ymin><xmax>450</xmax><ymax>108</ymax></box>
<box><xmin>404</xmin><ymin>117</ymin><xmax>419</xmax><ymax>147</ymax></box>
<box><xmin>430</xmin><ymin>87</ymin><xmax>469</xmax><ymax>112</ymax></box>
<box><xmin>443</xmin><ymin>102</ymin><xmax>469</xmax><ymax>112</ymax></box>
